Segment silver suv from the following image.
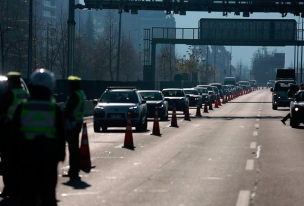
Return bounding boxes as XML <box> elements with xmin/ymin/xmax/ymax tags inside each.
<box><xmin>93</xmin><ymin>87</ymin><xmax>148</xmax><ymax>132</ymax></box>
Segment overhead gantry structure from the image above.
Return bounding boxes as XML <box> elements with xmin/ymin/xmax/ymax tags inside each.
<box><xmin>81</xmin><ymin>0</ymin><xmax>304</xmax><ymax>17</ymax></box>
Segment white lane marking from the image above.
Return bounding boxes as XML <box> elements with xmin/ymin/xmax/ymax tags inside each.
<box><xmin>87</xmin><ymin>123</ymin><xmax>93</xmax><ymax>126</ymax></box>
<box><xmin>250</xmin><ymin>142</ymin><xmax>257</xmax><ymax>149</ymax></box>
<box><xmin>245</xmin><ymin>159</ymin><xmax>254</xmax><ymax>170</ymax></box>
<box><xmin>236</xmin><ymin>190</ymin><xmax>250</xmax><ymax>206</ymax></box>
<box><xmin>255</xmin><ymin>124</ymin><xmax>259</xmax><ymax>128</ymax></box>
<box><xmin>256</xmin><ymin>145</ymin><xmax>262</xmax><ymax>158</ymax></box>
<box><xmin>62</xmin><ymin>192</ymin><xmax>99</xmax><ymax>197</ymax></box>
<box><xmin>256</xmin><ymin>114</ymin><xmax>260</xmax><ymax>117</ymax></box>
<box><xmin>253</xmin><ymin>131</ymin><xmax>258</xmax><ymax>136</ymax></box>
<box><xmin>115</xmin><ymin>144</ymin><xmax>124</xmax><ymax>148</ymax></box>
<box><xmin>256</xmin><ymin>119</ymin><xmax>260</xmax><ymax>121</ymax></box>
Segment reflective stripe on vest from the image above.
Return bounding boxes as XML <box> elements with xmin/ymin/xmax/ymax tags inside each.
<box><xmin>7</xmin><ymin>88</ymin><xmax>29</xmax><ymax>120</ymax></box>
<box><xmin>20</xmin><ymin>100</ymin><xmax>56</xmax><ymax>140</ymax></box>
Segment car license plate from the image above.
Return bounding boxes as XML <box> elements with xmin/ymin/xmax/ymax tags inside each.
<box><xmin>111</xmin><ymin>114</ymin><xmax>121</xmax><ymax>118</ymax></box>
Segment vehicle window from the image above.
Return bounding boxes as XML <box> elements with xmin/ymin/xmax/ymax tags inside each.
<box><xmin>100</xmin><ymin>91</ymin><xmax>138</xmax><ymax>103</ymax></box>
<box><xmin>163</xmin><ymin>90</ymin><xmax>184</xmax><ymax>97</ymax></box>
<box><xmin>140</xmin><ymin>92</ymin><xmax>162</xmax><ymax>100</ymax></box>
<box><xmin>196</xmin><ymin>88</ymin><xmax>208</xmax><ymax>93</ymax></box>
<box><xmin>297</xmin><ymin>92</ymin><xmax>304</xmax><ymax>101</ymax></box>
<box><xmin>274</xmin><ymin>82</ymin><xmax>294</xmax><ymax>92</ymax></box>
<box><xmin>184</xmin><ymin>90</ymin><xmax>199</xmax><ymax>95</ymax></box>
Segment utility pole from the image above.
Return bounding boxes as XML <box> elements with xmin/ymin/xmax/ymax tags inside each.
<box><xmin>213</xmin><ymin>45</ymin><xmax>216</xmax><ymax>83</ymax></box>
<box><xmin>230</xmin><ymin>46</ymin><xmax>232</xmax><ymax>76</ymax></box>
<box><xmin>67</xmin><ymin>0</ymin><xmax>76</xmax><ymax>77</ymax></box>
<box><xmin>28</xmin><ymin>0</ymin><xmax>33</xmax><ymax>78</ymax></box>
<box><xmin>116</xmin><ymin>10</ymin><xmax>122</xmax><ymax>81</ymax></box>
<box><xmin>238</xmin><ymin>64</ymin><xmax>243</xmax><ymax>81</ymax></box>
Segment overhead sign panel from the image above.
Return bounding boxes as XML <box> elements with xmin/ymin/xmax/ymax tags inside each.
<box><xmin>199</xmin><ymin>19</ymin><xmax>296</xmax><ymax>44</ymax></box>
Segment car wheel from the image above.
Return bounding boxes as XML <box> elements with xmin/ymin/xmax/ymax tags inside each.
<box><xmin>94</xmin><ymin>124</ymin><xmax>100</xmax><ymax>132</ymax></box>
<box><xmin>102</xmin><ymin>126</ymin><xmax>107</xmax><ymax>131</ymax></box>
<box><xmin>290</xmin><ymin>117</ymin><xmax>298</xmax><ymax>128</ymax></box>
<box><xmin>272</xmin><ymin>104</ymin><xmax>277</xmax><ymax>110</ymax></box>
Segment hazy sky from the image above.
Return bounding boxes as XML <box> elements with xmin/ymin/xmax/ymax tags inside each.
<box><xmin>78</xmin><ymin>0</ymin><xmax>299</xmax><ymax>68</ymax></box>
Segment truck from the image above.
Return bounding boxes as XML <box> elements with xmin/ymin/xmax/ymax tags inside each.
<box><xmin>276</xmin><ymin>68</ymin><xmax>295</xmax><ymax>80</ymax></box>
<box><xmin>223</xmin><ymin>77</ymin><xmax>236</xmax><ymax>86</ymax></box>
<box><xmin>271</xmin><ymin>68</ymin><xmax>296</xmax><ymax>110</ymax></box>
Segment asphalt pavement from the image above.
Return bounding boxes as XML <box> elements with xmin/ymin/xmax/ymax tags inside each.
<box><xmin>2</xmin><ymin>88</ymin><xmax>304</xmax><ymax>206</ymax></box>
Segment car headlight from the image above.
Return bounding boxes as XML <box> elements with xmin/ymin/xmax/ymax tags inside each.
<box><xmin>158</xmin><ymin>103</ymin><xmax>164</xmax><ymax>108</ymax></box>
<box><xmin>95</xmin><ymin>106</ymin><xmax>104</xmax><ymax>110</ymax></box>
<box><xmin>129</xmin><ymin>106</ymin><xmax>139</xmax><ymax>113</ymax></box>
<box><xmin>295</xmin><ymin>107</ymin><xmax>299</xmax><ymax>111</ymax></box>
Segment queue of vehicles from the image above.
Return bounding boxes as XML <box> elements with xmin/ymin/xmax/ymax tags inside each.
<box><xmin>92</xmin><ymin>80</ymin><xmax>258</xmax><ymax>132</ymax></box>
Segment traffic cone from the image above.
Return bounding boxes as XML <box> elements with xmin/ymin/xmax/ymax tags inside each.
<box><xmin>123</xmin><ymin>112</ymin><xmax>135</xmax><ymax>149</ymax></box>
<box><xmin>218</xmin><ymin>96</ymin><xmax>222</xmax><ymax>106</ymax></box>
<box><xmin>151</xmin><ymin>107</ymin><xmax>161</xmax><ymax>136</ymax></box>
<box><xmin>228</xmin><ymin>95</ymin><xmax>231</xmax><ymax>101</ymax></box>
<box><xmin>80</xmin><ymin>122</ymin><xmax>95</xmax><ymax>169</ymax></box>
<box><xmin>215</xmin><ymin>98</ymin><xmax>219</xmax><ymax>108</ymax></box>
<box><xmin>203</xmin><ymin>102</ymin><xmax>208</xmax><ymax>113</ymax></box>
<box><xmin>170</xmin><ymin>103</ymin><xmax>178</xmax><ymax>127</ymax></box>
<box><xmin>184</xmin><ymin>100</ymin><xmax>191</xmax><ymax>121</ymax></box>
<box><xmin>222</xmin><ymin>96</ymin><xmax>226</xmax><ymax>104</ymax></box>
<box><xmin>195</xmin><ymin>101</ymin><xmax>202</xmax><ymax>117</ymax></box>
<box><xmin>209</xmin><ymin>99</ymin><xmax>213</xmax><ymax>110</ymax></box>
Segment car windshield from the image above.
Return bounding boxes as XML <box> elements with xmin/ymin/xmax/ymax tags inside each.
<box><xmin>184</xmin><ymin>90</ymin><xmax>199</xmax><ymax>95</ymax></box>
<box><xmin>139</xmin><ymin>92</ymin><xmax>162</xmax><ymax>101</ymax></box>
<box><xmin>195</xmin><ymin>88</ymin><xmax>208</xmax><ymax>93</ymax></box>
<box><xmin>274</xmin><ymin>82</ymin><xmax>295</xmax><ymax>92</ymax></box>
<box><xmin>162</xmin><ymin>90</ymin><xmax>184</xmax><ymax>97</ymax></box>
<box><xmin>100</xmin><ymin>91</ymin><xmax>138</xmax><ymax>103</ymax></box>
<box><xmin>296</xmin><ymin>92</ymin><xmax>304</xmax><ymax>101</ymax></box>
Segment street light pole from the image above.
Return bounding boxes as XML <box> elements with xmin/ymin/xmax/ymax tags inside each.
<box><xmin>116</xmin><ymin>10</ymin><xmax>122</xmax><ymax>81</ymax></box>
<box><xmin>28</xmin><ymin>0</ymin><xmax>33</xmax><ymax>78</ymax></box>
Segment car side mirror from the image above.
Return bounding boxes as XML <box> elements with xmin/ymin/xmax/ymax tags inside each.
<box><xmin>270</xmin><ymin>88</ymin><xmax>273</xmax><ymax>92</ymax></box>
<box><xmin>93</xmin><ymin>99</ymin><xmax>98</xmax><ymax>105</ymax></box>
<box><xmin>164</xmin><ymin>97</ymin><xmax>169</xmax><ymax>101</ymax></box>
<box><xmin>186</xmin><ymin>94</ymin><xmax>190</xmax><ymax>97</ymax></box>
<box><xmin>141</xmin><ymin>99</ymin><xmax>146</xmax><ymax>104</ymax></box>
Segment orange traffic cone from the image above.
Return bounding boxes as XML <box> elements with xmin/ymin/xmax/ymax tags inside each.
<box><xmin>209</xmin><ymin>99</ymin><xmax>213</xmax><ymax>110</ymax></box>
<box><xmin>170</xmin><ymin>103</ymin><xmax>178</xmax><ymax>127</ymax></box>
<box><xmin>218</xmin><ymin>96</ymin><xmax>222</xmax><ymax>106</ymax></box>
<box><xmin>228</xmin><ymin>95</ymin><xmax>231</xmax><ymax>101</ymax></box>
<box><xmin>184</xmin><ymin>101</ymin><xmax>191</xmax><ymax>121</ymax></box>
<box><xmin>151</xmin><ymin>107</ymin><xmax>161</xmax><ymax>136</ymax></box>
<box><xmin>215</xmin><ymin>98</ymin><xmax>219</xmax><ymax>108</ymax></box>
<box><xmin>80</xmin><ymin>122</ymin><xmax>95</xmax><ymax>169</ymax></box>
<box><xmin>222</xmin><ymin>96</ymin><xmax>226</xmax><ymax>104</ymax></box>
<box><xmin>203</xmin><ymin>102</ymin><xmax>208</xmax><ymax>113</ymax></box>
<box><xmin>123</xmin><ymin>112</ymin><xmax>135</xmax><ymax>149</ymax></box>
<box><xmin>195</xmin><ymin>101</ymin><xmax>202</xmax><ymax>117</ymax></box>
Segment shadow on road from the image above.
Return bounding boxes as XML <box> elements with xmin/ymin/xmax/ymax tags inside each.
<box><xmin>62</xmin><ymin>177</ymin><xmax>91</xmax><ymax>190</ymax></box>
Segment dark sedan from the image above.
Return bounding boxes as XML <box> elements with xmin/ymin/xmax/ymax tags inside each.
<box><xmin>193</xmin><ymin>87</ymin><xmax>210</xmax><ymax>106</ymax></box>
<box><xmin>162</xmin><ymin>88</ymin><xmax>188</xmax><ymax>113</ymax></box>
<box><xmin>138</xmin><ymin>90</ymin><xmax>169</xmax><ymax>121</ymax></box>
<box><xmin>183</xmin><ymin>88</ymin><xmax>202</xmax><ymax>108</ymax></box>
<box><xmin>290</xmin><ymin>90</ymin><xmax>304</xmax><ymax>128</ymax></box>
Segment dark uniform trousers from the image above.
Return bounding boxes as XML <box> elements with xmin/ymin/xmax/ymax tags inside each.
<box><xmin>67</xmin><ymin>123</ymin><xmax>82</xmax><ymax>176</ymax></box>
<box><xmin>19</xmin><ymin>154</ymin><xmax>58</xmax><ymax>206</ymax></box>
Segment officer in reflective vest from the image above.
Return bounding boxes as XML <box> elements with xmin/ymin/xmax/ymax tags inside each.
<box><xmin>0</xmin><ymin>72</ymin><xmax>28</xmax><ymax>198</ymax></box>
<box><xmin>11</xmin><ymin>69</ymin><xmax>65</xmax><ymax>205</ymax></box>
<box><xmin>62</xmin><ymin>75</ymin><xmax>86</xmax><ymax>178</ymax></box>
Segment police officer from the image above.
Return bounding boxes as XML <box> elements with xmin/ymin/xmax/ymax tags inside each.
<box><xmin>10</xmin><ymin>69</ymin><xmax>65</xmax><ymax>205</ymax></box>
<box><xmin>281</xmin><ymin>83</ymin><xmax>299</xmax><ymax>125</ymax></box>
<box><xmin>62</xmin><ymin>76</ymin><xmax>86</xmax><ymax>178</ymax></box>
<box><xmin>0</xmin><ymin>72</ymin><xmax>28</xmax><ymax>198</ymax></box>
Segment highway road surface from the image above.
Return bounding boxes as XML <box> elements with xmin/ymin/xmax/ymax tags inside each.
<box><xmin>2</xmin><ymin>88</ymin><xmax>304</xmax><ymax>206</ymax></box>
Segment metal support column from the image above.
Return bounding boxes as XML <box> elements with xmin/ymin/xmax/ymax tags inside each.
<box><xmin>151</xmin><ymin>42</ymin><xmax>156</xmax><ymax>87</ymax></box>
<box><xmin>67</xmin><ymin>0</ymin><xmax>76</xmax><ymax>77</ymax></box>
<box><xmin>28</xmin><ymin>0</ymin><xmax>33</xmax><ymax>78</ymax></box>
<box><xmin>116</xmin><ymin>10</ymin><xmax>122</xmax><ymax>81</ymax></box>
